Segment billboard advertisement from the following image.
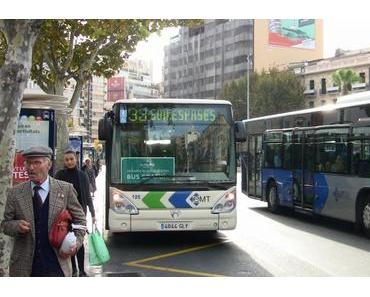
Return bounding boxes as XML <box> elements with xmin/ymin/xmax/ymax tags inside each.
<box><xmin>107</xmin><ymin>76</ymin><xmax>125</xmax><ymax>102</ymax></box>
<box><xmin>269</xmin><ymin>19</ymin><xmax>315</xmax><ymax>49</ymax></box>
<box><xmin>13</xmin><ymin>108</ymin><xmax>56</xmax><ymax>184</ymax></box>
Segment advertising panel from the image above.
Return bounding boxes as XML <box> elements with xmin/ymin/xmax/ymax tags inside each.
<box><xmin>107</xmin><ymin>76</ymin><xmax>125</xmax><ymax>102</ymax></box>
<box><xmin>13</xmin><ymin>108</ymin><xmax>55</xmax><ymax>184</ymax></box>
<box><xmin>268</xmin><ymin>19</ymin><xmax>315</xmax><ymax>49</ymax></box>
<box><xmin>121</xmin><ymin>157</ymin><xmax>175</xmax><ymax>183</ymax></box>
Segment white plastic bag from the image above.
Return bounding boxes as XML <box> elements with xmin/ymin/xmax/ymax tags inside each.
<box><xmin>59</xmin><ymin>231</ymin><xmax>77</xmax><ymax>253</ymax></box>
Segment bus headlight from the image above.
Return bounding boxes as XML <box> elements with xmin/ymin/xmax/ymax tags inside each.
<box><xmin>110</xmin><ymin>188</ymin><xmax>139</xmax><ymax>215</ymax></box>
<box><xmin>211</xmin><ymin>190</ymin><xmax>236</xmax><ymax>214</ymax></box>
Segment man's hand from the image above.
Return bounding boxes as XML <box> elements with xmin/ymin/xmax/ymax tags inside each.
<box><xmin>18</xmin><ymin>220</ymin><xmax>31</xmax><ymax>234</ymax></box>
<box><xmin>59</xmin><ymin>246</ymin><xmax>77</xmax><ymax>259</ymax></box>
<box><xmin>92</xmin><ymin>216</ymin><xmax>97</xmax><ymax>224</ymax></box>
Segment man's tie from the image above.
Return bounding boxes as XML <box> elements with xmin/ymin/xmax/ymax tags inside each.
<box><xmin>33</xmin><ymin>185</ymin><xmax>43</xmax><ymax>207</ymax></box>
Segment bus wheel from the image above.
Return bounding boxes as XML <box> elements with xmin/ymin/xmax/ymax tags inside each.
<box><xmin>361</xmin><ymin>197</ymin><xmax>370</xmax><ymax>238</ymax></box>
<box><xmin>267</xmin><ymin>182</ymin><xmax>280</xmax><ymax>213</ymax></box>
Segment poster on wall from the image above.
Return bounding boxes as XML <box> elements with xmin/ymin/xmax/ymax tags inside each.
<box><xmin>13</xmin><ymin>108</ymin><xmax>55</xmax><ymax>184</ymax></box>
<box><xmin>268</xmin><ymin>19</ymin><xmax>315</xmax><ymax>49</ymax></box>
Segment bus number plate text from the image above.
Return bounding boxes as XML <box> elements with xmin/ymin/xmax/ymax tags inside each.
<box><xmin>159</xmin><ymin>221</ymin><xmax>191</xmax><ymax>230</ymax></box>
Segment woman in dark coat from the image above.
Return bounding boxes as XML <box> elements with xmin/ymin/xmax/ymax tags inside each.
<box><xmin>82</xmin><ymin>158</ymin><xmax>97</xmax><ymax>197</ymax></box>
<box><xmin>55</xmin><ymin>149</ymin><xmax>96</xmax><ymax>277</ymax></box>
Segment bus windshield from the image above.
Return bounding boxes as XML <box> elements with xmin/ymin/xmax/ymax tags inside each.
<box><xmin>110</xmin><ymin>103</ymin><xmax>236</xmax><ymax>184</ymax></box>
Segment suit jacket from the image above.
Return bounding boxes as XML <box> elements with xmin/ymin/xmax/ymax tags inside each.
<box><xmin>1</xmin><ymin>177</ymin><xmax>87</xmax><ymax>277</ymax></box>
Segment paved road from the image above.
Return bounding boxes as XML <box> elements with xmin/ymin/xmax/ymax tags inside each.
<box><xmin>87</xmin><ymin>167</ymin><xmax>370</xmax><ymax>277</ymax></box>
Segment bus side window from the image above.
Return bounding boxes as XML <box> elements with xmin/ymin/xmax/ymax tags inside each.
<box><xmin>358</xmin><ymin>160</ymin><xmax>370</xmax><ymax>177</ymax></box>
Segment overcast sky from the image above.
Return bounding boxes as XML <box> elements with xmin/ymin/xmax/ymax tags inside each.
<box><xmin>132</xmin><ymin>19</ymin><xmax>370</xmax><ymax>83</ymax></box>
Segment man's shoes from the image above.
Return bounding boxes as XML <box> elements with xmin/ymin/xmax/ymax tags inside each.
<box><xmin>79</xmin><ymin>271</ymin><xmax>89</xmax><ymax>277</ymax></box>
<box><xmin>72</xmin><ymin>271</ymin><xmax>78</xmax><ymax>277</ymax></box>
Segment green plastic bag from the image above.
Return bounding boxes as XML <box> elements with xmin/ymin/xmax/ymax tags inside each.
<box><xmin>88</xmin><ymin>225</ymin><xmax>110</xmax><ymax>266</ymax></box>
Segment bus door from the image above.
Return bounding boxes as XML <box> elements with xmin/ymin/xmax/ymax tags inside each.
<box><xmin>292</xmin><ymin>129</ymin><xmax>315</xmax><ymax>209</ymax></box>
<box><xmin>248</xmin><ymin>134</ymin><xmax>263</xmax><ymax>198</ymax></box>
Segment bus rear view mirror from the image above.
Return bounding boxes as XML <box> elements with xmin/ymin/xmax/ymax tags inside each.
<box><xmin>235</xmin><ymin>121</ymin><xmax>247</xmax><ymax>142</ymax></box>
<box><xmin>98</xmin><ymin>114</ymin><xmax>113</xmax><ymax>142</ymax></box>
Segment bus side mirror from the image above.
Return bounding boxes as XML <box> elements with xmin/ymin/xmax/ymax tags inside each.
<box><xmin>235</xmin><ymin>121</ymin><xmax>247</xmax><ymax>142</ymax></box>
<box><xmin>98</xmin><ymin>114</ymin><xmax>113</xmax><ymax>142</ymax></box>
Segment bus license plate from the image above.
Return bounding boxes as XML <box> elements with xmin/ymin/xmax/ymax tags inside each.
<box><xmin>159</xmin><ymin>221</ymin><xmax>191</xmax><ymax>230</ymax></box>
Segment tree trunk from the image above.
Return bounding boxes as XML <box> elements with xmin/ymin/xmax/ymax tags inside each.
<box><xmin>0</xmin><ymin>20</ymin><xmax>43</xmax><ymax>277</ymax></box>
<box><xmin>53</xmin><ymin>79</ymin><xmax>85</xmax><ymax>171</ymax></box>
<box><xmin>55</xmin><ymin>111</ymin><xmax>69</xmax><ymax>171</ymax></box>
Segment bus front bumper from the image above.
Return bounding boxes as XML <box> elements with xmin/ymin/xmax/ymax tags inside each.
<box><xmin>108</xmin><ymin>208</ymin><xmax>236</xmax><ymax>232</ymax></box>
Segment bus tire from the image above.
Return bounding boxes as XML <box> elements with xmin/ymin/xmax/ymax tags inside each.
<box><xmin>267</xmin><ymin>182</ymin><xmax>280</xmax><ymax>213</ymax></box>
<box><xmin>360</xmin><ymin>197</ymin><xmax>370</xmax><ymax>238</ymax></box>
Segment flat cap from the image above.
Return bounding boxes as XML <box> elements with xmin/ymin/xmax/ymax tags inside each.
<box><xmin>22</xmin><ymin>146</ymin><xmax>53</xmax><ymax>159</ymax></box>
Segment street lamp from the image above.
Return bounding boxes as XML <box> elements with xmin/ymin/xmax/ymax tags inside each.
<box><xmin>246</xmin><ymin>53</ymin><xmax>252</xmax><ymax>119</ymax></box>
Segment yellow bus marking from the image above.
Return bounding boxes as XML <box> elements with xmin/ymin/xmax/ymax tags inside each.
<box><xmin>125</xmin><ymin>241</ymin><xmax>229</xmax><ymax>277</ymax></box>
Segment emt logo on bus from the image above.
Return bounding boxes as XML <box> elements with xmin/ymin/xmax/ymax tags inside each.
<box><xmin>189</xmin><ymin>193</ymin><xmax>210</xmax><ymax>206</ymax></box>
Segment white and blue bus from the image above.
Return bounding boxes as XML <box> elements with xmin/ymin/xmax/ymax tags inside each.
<box><xmin>99</xmin><ymin>99</ymin><xmax>237</xmax><ymax>232</ymax></box>
<box><xmin>235</xmin><ymin>91</ymin><xmax>370</xmax><ymax>237</ymax></box>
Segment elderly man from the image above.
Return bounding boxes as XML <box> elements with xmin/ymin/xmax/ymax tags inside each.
<box><xmin>1</xmin><ymin>146</ymin><xmax>86</xmax><ymax>277</ymax></box>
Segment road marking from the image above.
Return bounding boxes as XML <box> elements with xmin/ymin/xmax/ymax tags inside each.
<box><xmin>128</xmin><ymin>262</ymin><xmax>226</xmax><ymax>277</ymax></box>
<box><xmin>125</xmin><ymin>241</ymin><xmax>229</xmax><ymax>277</ymax></box>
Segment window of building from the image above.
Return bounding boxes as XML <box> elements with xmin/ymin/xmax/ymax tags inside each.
<box><xmin>205</xmin><ymin>77</ymin><xmax>214</xmax><ymax>84</ymax></box>
<box><xmin>215</xmin><ymin>19</ymin><xmax>229</xmax><ymax>25</ymax></box>
<box><xmin>205</xmin><ymin>49</ymin><xmax>214</xmax><ymax>57</ymax></box>
<box><xmin>225</xmin><ymin>58</ymin><xmax>233</xmax><ymax>66</ymax></box>
<box><xmin>321</xmin><ymin>78</ymin><xmax>326</xmax><ymax>94</ymax></box>
<box><xmin>360</xmin><ymin>72</ymin><xmax>366</xmax><ymax>83</ymax></box>
<box><xmin>205</xmin><ymin>63</ymin><xmax>214</xmax><ymax>71</ymax></box>
<box><xmin>234</xmin><ymin>55</ymin><xmax>247</xmax><ymax>65</ymax></box>
<box><xmin>309</xmin><ymin>101</ymin><xmax>314</xmax><ymax>108</ymax></box>
<box><xmin>225</xmin><ymin>44</ymin><xmax>234</xmax><ymax>52</ymax></box>
<box><xmin>188</xmin><ymin>25</ymin><xmax>205</xmax><ymax>37</ymax></box>
<box><xmin>234</xmin><ymin>25</ymin><xmax>249</xmax><ymax>36</ymax></box>
<box><xmin>309</xmin><ymin>80</ymin><xmax>315</xmax><ymax>90</ymax></box>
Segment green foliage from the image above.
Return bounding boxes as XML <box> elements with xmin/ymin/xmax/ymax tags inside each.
<box><xmin>332</xmin><ymin>68</ymin><xmax>360</xmax><ymax>95</ymax></box>
<box><xmin>219</xmin><ymin>68</ymin><xmax>305</xmax><ymax>120</ymax></box>
<box><xmin>30</xmin><ymin>19</ymin><xmax>202</xmax><ymax>106</ymax></box>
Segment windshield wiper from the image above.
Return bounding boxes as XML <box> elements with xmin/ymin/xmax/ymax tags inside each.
<box><xmin>202</xmin><ymin>181</ymin><xmax>233</xmax><ymax>190</ymax></box>
<box><xmin>139</xmin><ymin>174</ymin><xmax>195</xmax><ymax>184</ymax></box>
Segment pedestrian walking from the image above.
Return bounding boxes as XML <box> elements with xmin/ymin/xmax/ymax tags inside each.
<box><xmin>1</xmin><ymin>146</ymin><xmax>86</xmax><ymax>277</ymax></box>
<box><xmin>94</xmin><ymin>158</ymin><xmax>101</xmax><ymax>177</ymax></box>
<box><xmin>55</xmin><ymin>149</ymin><xmax>96</xmax><ymax>277</ymax></box>
<box><xmin>82</xmin><ymin>158</ymin><xmax>97</xmax><ymax>197</ymax></box>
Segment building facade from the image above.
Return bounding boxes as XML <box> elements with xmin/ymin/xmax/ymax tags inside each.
<box><xmin>286</xmin><ymin>48</ymin><xmax>370</xmax><ymax>108</ymax></box>
<box><xmin>164</xmin><ymin>19</ymin><xmax>254</xmax><ymax>99</ymax></box>
<box><xmin>164</xmin><ymin>19</ymin><xmax>323</xmax><ymax>100</ymax></box>
<box><xmin>253</xmin><ymin>19</ymin><xmax>323</xmax><ymax>72</ymax></box>
<box><xmin>105</xmin><ymin>58</ymin><xmax>160</xmax><ymax>109</ymax></box>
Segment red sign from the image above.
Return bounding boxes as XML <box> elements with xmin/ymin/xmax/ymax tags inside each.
<box><xmin>107</xmin><ymin>77</ymin><xmax>125</xmax><ymax>102</ymax></box>
<box><xmin>13</xmin><ymin>152</ymin><xmax>29</xmax><ymax>184</ymax></box>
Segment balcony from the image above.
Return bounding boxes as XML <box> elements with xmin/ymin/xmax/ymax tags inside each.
<box><xmin>352</xmin><ymin>82</ymin><xmax>367</xmax><ymax>92</ymax></box>
<box><xmin>327</xmin><ymin>86</ymin><xmax>339</xmax><ymax>94</ymax></box>
<box><xmin>304</xmin><ymin>89</ymin><xmax>316</xmax><ymax>97</ymax></box>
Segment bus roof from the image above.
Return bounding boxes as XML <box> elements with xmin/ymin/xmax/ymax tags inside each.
<box><xmin>242</xmin><ymin>92</ymin><xmax>370</xmax><ymax>123</ymax></box>
<box><xmin>112</xmin><ymin>98</ymin><xmax>232</xmax><ymax>106</ymax></box>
